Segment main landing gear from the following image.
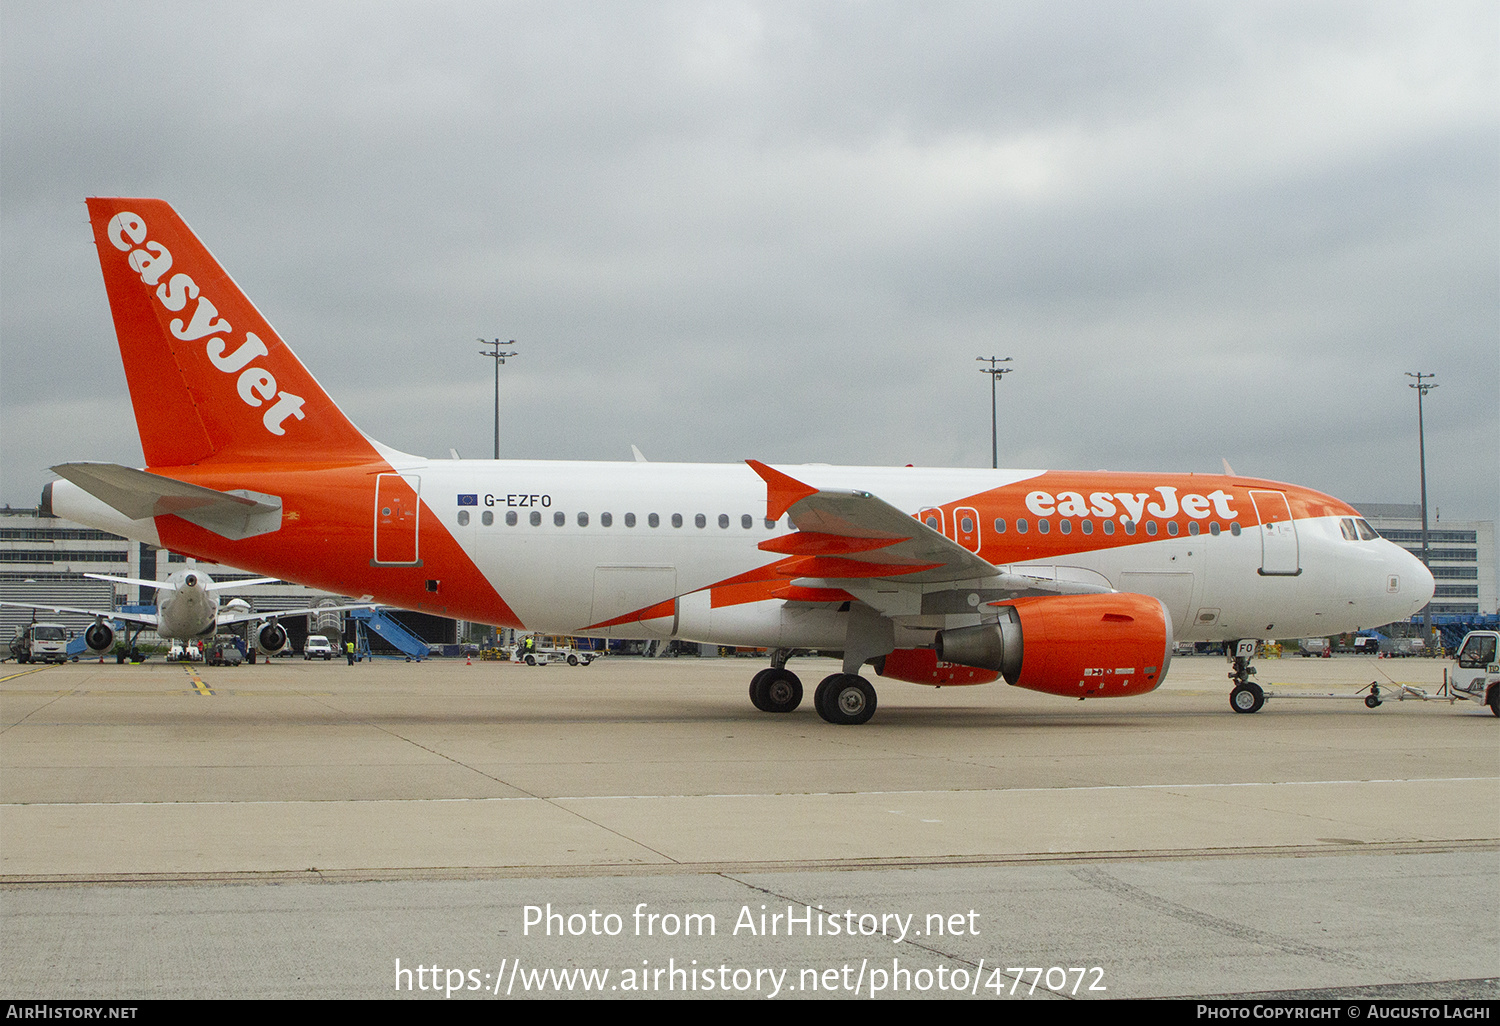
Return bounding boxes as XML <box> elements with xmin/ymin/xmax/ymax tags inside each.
<box><xmin>1228</xmin><ymin>639</ymin><xmax>1265</xmax><ymax>714</ymax></box>
<box><xmin>747</xmin><ymin>650</ymin><xmax>878</xmax><ymax>725</ymax></box>
<box><xmin>749</xmin><ymin>667</ymin><xmax>803</xmax><ymax>714</ymax></box>
<box><xmin>813</xmin><ymin>673</ymin><xmax>877</xmax><ymax>725</ymax></box>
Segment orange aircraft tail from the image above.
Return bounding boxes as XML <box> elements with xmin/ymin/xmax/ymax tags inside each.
<box><xmin>86</xmin><ymin>198</ymin><xmax>376</xmax><ymax>467</ymax></box>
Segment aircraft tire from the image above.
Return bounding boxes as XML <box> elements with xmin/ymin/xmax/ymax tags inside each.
<box><xmin>759</xmin><ymin>668</ymin><xmax>803</xmax><ymax>714</ymax></box>
<box><xmin>748</xmin><ymin>669</ymin><xmax>773</xmax><ymax>712</ymax></box>
<box><xmin>1487</xmin><ymin>684</ymin><xmax>1498</xmax><ymax>718</ymax></box>
<box><xmin>1230</xmin><ymin>682</ymin><xmax>1265</xmax><ymax>714</ymax></box>
<box><xmin>815</xmin><ymin>673</ymin><xmax>877</xmax><ymax>725</ymax></box>
<box><xmin>1364</xmin><ymin>694</ymin><xmax>1381</xmax><ymax>709</ymax></box>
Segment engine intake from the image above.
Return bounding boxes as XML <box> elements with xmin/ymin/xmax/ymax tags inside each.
<box><xmin>84</xmin><ymin>620</ymin><xmax>115</xmax><ymax>653</ymax></box>
<box><xmin>255</xmin><ymin>620</ymin><xmax>288</xmax><ymax>656</ymax></box>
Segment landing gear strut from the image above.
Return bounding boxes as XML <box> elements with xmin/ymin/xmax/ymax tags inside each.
<box><xmin>1228</xmin><ymin>639</ymin><xmax>1265</xmax><ymax>714</ymax></box>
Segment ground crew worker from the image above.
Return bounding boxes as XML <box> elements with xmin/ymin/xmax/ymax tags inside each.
<box><xmin>346</xmin><ymin>639</ymin><xmax>355</xmax><ymax>665</ymax></box>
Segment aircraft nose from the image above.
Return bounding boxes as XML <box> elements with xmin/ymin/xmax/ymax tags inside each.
<box><xmin>1386</xmin><ymin>542</ymin><xmax>1435</xmax><ymax>616</ymax></box>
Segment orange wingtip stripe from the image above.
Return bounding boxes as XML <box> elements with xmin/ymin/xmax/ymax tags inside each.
<box><xmin>758</xmin><ymin>531</ymin><xmax>902</xmax><ymax>556</ymax></box>
<box><xmin>745</xmin><ymin>460</ymin><xmax>819</xmax><ymax>521</ymax></box>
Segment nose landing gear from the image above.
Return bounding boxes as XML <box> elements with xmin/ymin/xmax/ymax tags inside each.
<box><xmin>1228</xmin><ymin>639</ymin><xmax>1265</xmax><ymax>714</ymax></box>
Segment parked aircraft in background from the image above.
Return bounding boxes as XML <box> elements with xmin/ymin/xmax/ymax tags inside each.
<box><xmin>0</xmin><ymin>568</ymin><xmax>365</xmax><ymax>656</ymax></box>
<box><xmin>37</xmin><ymin>198</ymin><xmax>1433</xmax><ymax>721</ymax></box>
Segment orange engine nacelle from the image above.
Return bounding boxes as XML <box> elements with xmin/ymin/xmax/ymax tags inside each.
<box><xmin>874</xmin><ymin>647</ymin><xmax>1000</xmax><ymax>686</ymax></box>
<box><xmin>933</xmin><ymin>593</ymin><xmax>1172</xmax><ymax>699</ymax></box>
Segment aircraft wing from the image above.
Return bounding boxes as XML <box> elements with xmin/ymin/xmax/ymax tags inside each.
<box><xmin>747</xmin><ymin>461</ymin><xmax>1112</xmax><ymax>595</ymax></box>
<box><xmin>214</xmin><ymin>601</ymin><xmax>376</xmax><ymax>628</ymax></box>
<box><xmin>0</xmin><ymin>600</ymin><xmax>158</xmax><ymax>628</ymax></box>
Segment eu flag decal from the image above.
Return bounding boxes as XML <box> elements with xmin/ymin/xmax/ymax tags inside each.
<box><xmin>457</xmin><ymin>494</ymin><xmax>479</xmax><ymax>506</ymax></box>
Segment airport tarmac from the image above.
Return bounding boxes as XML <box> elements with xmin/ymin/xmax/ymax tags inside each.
<box><xmin>2</xmin><ymin>653</ymin><xmax>1496</xmax><ymax>999</ymax></box>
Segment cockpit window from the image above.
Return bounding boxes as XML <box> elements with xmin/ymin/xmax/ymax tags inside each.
<box><xmin>1355</xmin><ymin>519</ymin><xmax>1379</xmax><ymax>540</ymax></box>
<box><xmin>1340</xmin><ymin>518</ymin><xmax>1358</xmax><ymax>541</ymax></box>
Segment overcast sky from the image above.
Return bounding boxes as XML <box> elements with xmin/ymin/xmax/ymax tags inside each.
<box><xmin>2</xmin><ymin>2</ymin><xmax>1496</xmax><ymax>537</ymax></box>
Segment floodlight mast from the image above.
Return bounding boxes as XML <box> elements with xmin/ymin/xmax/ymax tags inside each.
<box><xmin>1406</xmin><ymin>371</ymin><xmax>1437</xmax><ymax>645</ymax></box>
<box><xmin>977</xmin><ymin>356</ymin><xmax>1013</xmax><ymax>470</ymax></box>
<box><xmin>478</xmin><ymin>339</ymin><xmax>518</xmax><ymax>459</ymax></box>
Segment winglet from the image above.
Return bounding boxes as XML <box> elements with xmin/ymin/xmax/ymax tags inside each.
<box><xmin>746</xmin><ymin>460</ymin><xmax>819</xmax><ymax>521</ymax></box>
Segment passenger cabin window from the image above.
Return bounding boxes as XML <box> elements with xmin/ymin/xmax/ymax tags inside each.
<box><xmin>506</xmin><ymin>511</ymin><xmax>517</xmax><ymax>526</ymax></box>
<box><xmin>741</xmin><ymin>515</ymin><xmax>753</xmax><ymax>529</ymax></box>
<box><xmin>1209</xmin><ymin>522</ymin><xmax>1220</xmax><ymax>536</ymax></box>
<box><xmin>993</xmin><ymin>518</ymin><xmax>1006</xmax><ymax>533</ymax></box>
<box><xmin>672</xmin><ymin>514</ymin><xmax>683</xmax><ymax>528</ymax></box>
<box><xmin>1016</xmin><ymin>518</ymin><xmax>1028</xmax><ymax>534</ymax></box>
<box><xmin>1037</xmin><ymin>519</ymin><xmax>1050</xmax><ymax>534</ymax></box>
<box><xmin>625</xmin><ymin>513</ymin><xmax>636</xmax><ymax>527</ymax></box>
<box><xmin>601</xmin><ymin>512</ymin><xmax>612</xmax><ymax>527</ymax></box>
<box><xmin>648</xmin><ymin>513</ymin><xmax>659</xmax><ymax>528</ymax></box>
<box><xmin>577</xmin><ymin>512</ymin><xmax>589</xmax><ymax>527</ymax></box>
<box><xmin>554</xmin><ymin>512</ymin><xmax>566</xmax><ymax>527</ymax></box>
<box><xmin>457</xmin><ymin>510</ymin><xmax>470</xmax><ymax>526</ymax></box>
<box><xmin>1102</xmin><ymin>520</ymin><xmax>1115</xmax><ymax>535</ymax></box>
<box><xmin>694</xmin><ymin>514</ymin><xmax>706</xmax><ymax>528</ymax></box>
<box><xmin>530</xmin><ymin>511</ymin><xmax>541</xmax><ymax>526</ymax></box>
<box><xmin>1058</xmin><ymin>519</ymin><xmax>1071</xmax><ymax>535</ymax></box>
<box><xmin>1124</xmin><ymin>521</ymin><xmax>1136</xmax><ymax>535</ymax></box>
<box><xmin>718</xmin><ymin>514</ymin><xmax>730</xmax><ymax>529</ymax></box>
<box><xmin>1081</xmin><ymin>520</ymin><xmax>1093</xmax><ymax>535</ymax></box>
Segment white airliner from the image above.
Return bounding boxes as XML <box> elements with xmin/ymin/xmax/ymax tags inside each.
<box><xmin>36</xmin><ymin>198</ymin><xmax>1433</xmax><ymax>720</ymax></box>
<box><xmin>1</xmin><ymin>568</ymin><xmax>360</xmax><ymax>656</ymax></box>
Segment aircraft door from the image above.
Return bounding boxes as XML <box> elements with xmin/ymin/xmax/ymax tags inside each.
<box><xmin>1249</xmin><ymin>490</ymin><xmax>1299</xmax><ymax>576</ymax></box>
<box><xmin>373</xmin><ymin>473</ymin><xmax>422</xmax><ymax>567</ymax></box>
<box><xmin>954</xmin><ymin>506</ymin><xmax>981</xmax><ymax>553</ymax></box>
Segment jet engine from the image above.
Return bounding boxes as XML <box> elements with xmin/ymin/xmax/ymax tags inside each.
<box><xmin>933</xmin><ymin>593</ymin><xmax>1173</xmax><ymax>699</ymax></box>
<box><xmin>83</xmin><ymin>618</ymin><xmax>115</xmax><ymax>654</ymax></box>
<box><xmin>254</xmin><ymin>619</ymin><xmax>288</xmax><ymax>656</ymax></box>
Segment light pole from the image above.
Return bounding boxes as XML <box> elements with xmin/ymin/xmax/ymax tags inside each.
<box><xmin>478</xmin><ymin>339</ymin><xmax>518</xmax><ymax>459</ymax></box>
<box><xmin>1406</xmin><ymin>371</ymin><xmax>1437</xmax><ymax>646</ymax></box>
<box><xmin>976</xmin><ymin>356</ymin><xmax>1013</xmax><ymax>470</ymax></box>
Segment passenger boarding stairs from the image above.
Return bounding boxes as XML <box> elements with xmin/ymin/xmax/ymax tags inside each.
<box><xmin>349</xmin><ymin>607</ymin><xmax>428</xmax><ymax>661</ymax></box>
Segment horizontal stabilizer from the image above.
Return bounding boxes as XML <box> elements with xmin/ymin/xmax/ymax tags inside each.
<box><xmin>52</xmin><ymin>463</ymin><xmax>283</xmax><ymax>541</ymax></box>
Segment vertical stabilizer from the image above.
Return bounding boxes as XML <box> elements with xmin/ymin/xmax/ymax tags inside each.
<box><xmin>86</xmin><ymin>198</ymin><xmax>376</xmax><ymax>467</ymax></box>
